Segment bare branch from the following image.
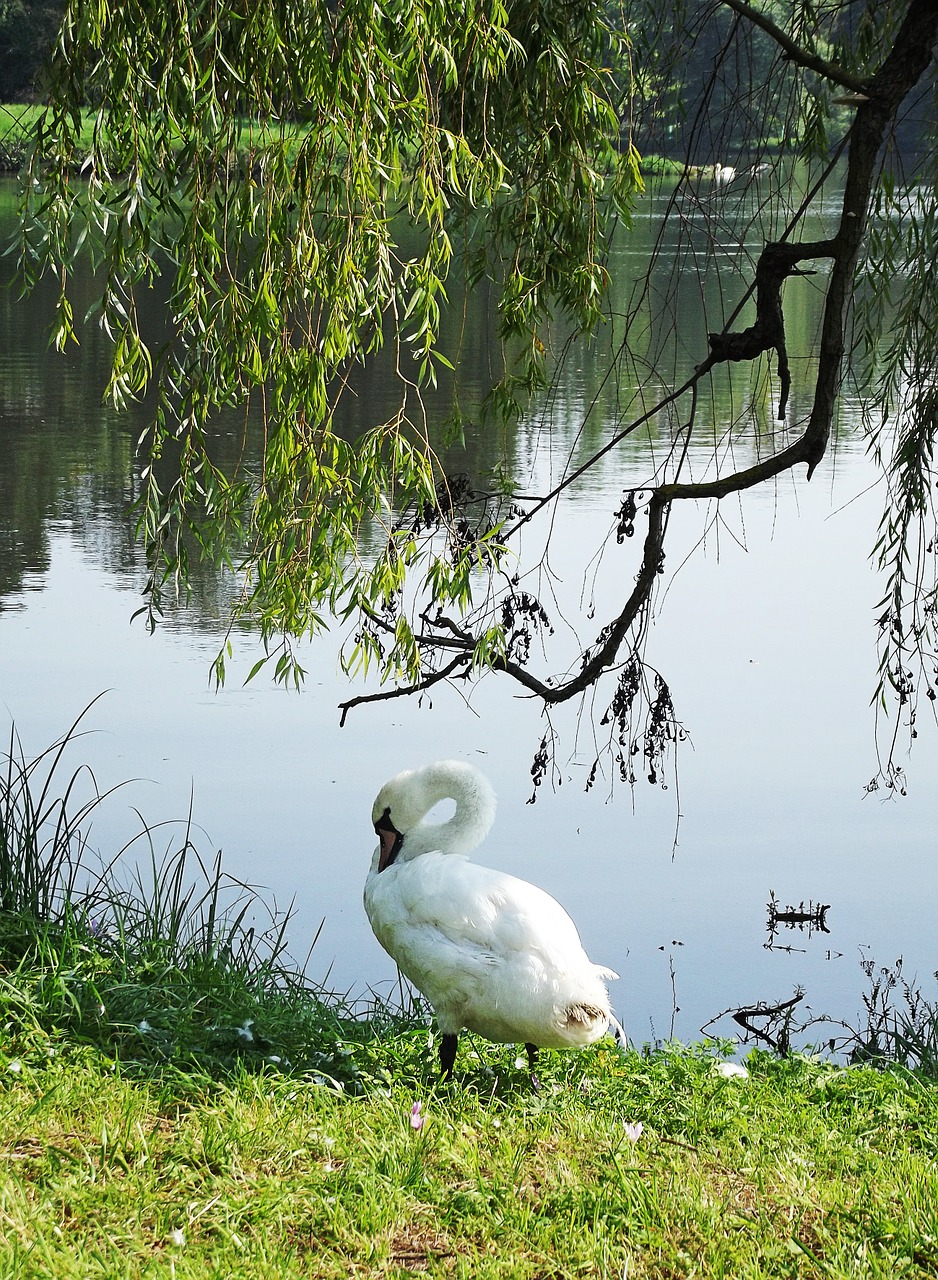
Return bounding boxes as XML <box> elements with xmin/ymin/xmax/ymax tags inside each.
<box><xmin>708</xmin><ymin>239</ymin><xmax>834</xmax><ymax>418</ymax></box>
<box><xmin>338</xmin><ymin>653</ymin><xmax>470</xmax><ymax>726</ymax></box>
<box><xmin>720</xmin><ymin>0</ymin><xmax>869</xmax><ymax>93</ymax></box>
<box><xmin>483</xmin><ymin>3</ymin><xmax>938</xmax><ymax>710</ymax></box>
<box><xmin>731</xmin><ymin>990</ymin><xmax>806</xmax><ymax>1053</ymax></box>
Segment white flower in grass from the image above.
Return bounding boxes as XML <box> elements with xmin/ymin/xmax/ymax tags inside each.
<box><xmin>137</xmin><ymin>1020</ymin><xmax>152</xmax><ymax>1034</ymax></box>
<box><xmin>622</xmin><ymin>1121</ymin><xmax>643</xmax><ymax>1143</ymax></box>
<box><xmin>7</xmin><ymin>1059</ymin><xmax>22</xmax><ymax>1074</ymax></box>
<box><xmin>715</xmin><ymin>1061</ymin><xmax>749</xmax><ymax>1080</ymax></box>
<box><xmin>236</xmin><ymin>1020</ymin><xmax>255</xmax><ymax>1043</ymax></box>
<box><xmin>167</xmin><ymin>1228</ymin><xmax>186</xmax><ymax>1248</ymax></box>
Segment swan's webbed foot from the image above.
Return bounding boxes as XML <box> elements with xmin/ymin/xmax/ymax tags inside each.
<box><xmin>440</xmin><ymin>1033</ymin><xmax>458</xmax><ymax>1080</ymax></box>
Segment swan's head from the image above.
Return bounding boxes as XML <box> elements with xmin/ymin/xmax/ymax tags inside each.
<box><xmin>370</xmin><ymin>760</ymin><xmax>496</xmax><ymax>872</ymax></box>
<box><xmin>372</xmin><ymin>796</ymin><xmax>405</xmax><ymax>873</ymax></box>
<box><xmin>371</xmin><ymin>767</ymin><xmax>425</xmax><ymax>870</ymax></box>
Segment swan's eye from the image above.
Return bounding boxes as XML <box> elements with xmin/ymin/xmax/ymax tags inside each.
<box><xmin>374</xmin><ymin>805</ymin><xmax>399</xmax><ymax>838</ymax></box>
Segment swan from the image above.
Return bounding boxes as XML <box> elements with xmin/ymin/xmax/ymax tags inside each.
<box><xmin>364</xmin><ymin>760</ymin><xmax>622</xmax><ymax>1080</ymax></box>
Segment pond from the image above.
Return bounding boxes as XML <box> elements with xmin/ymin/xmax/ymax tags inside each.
<box><xmin>1</xmin><ymin>173</ymin><xmax>935</xmax><ymax>1051</ymax></box>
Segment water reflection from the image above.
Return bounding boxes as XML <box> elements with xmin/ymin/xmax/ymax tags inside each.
<box><xmin>764</xmin><ymin>893</ymin><xmax>832</xmax><ymax>952</ymax></box>
<box><xmin>0</xmin><ymin>170</ymin><xmax>855</xmax><ymax>612</ymax></box>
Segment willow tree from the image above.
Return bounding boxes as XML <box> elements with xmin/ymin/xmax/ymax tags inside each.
<box><xmin>17</xmin><ymin>0</ymin><xmax>938</xmax><ymax>792</ymax></box>
<box><xmin>18</xmin><ymin>0</ymin><xmax>639</xmax><ymax>668</ymax></box>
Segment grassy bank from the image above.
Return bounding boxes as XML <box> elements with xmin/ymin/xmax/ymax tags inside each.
<box><xmin>1</xmin><ymin>712</ymin><xmax>937</xmax><ymax>1277</ymax></box>
<box><xmin>0</xmin><ymin>104</ymin><xmax>45</xmax><ymax>169</ymax></box>
<box><xmin>1</xmin><ymin>1031</ymin><xmax>937</xmax><ymax>1278</ymax></box>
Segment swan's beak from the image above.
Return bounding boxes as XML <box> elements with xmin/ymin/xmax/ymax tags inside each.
<box><xmin>375</xmin><ymin>808</ymin><xmax>403</xmax><ymax>872</ymax></box>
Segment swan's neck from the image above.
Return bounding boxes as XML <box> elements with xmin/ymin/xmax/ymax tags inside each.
<box><xmin>403</xmin><ymin>762</ymin><xmax>496</xmax><ymax>861</ymax></box>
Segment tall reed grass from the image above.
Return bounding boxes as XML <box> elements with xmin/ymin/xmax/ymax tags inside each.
<box><xmin>0</xmin><ymin>703</ymin><xmax>369</xmax><ymax>1084</ymax></box>
<box><xmin>849</xmin><ymin>955</ymin><xmax>938</xmax><ymax>1075</ymax></box>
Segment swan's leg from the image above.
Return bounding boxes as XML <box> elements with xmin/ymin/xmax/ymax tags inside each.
<box><xmin>439</xmin><ymin>1033</ymin><xmax>458</xmax><ymax>1079</ymax></box>
<box><xmin>609</xmin><ymin>1015</ymin><xmax>628</xmax><ymax>1052</ymax></box>
<box><xmin>525</xmin><ymin>1042</ymin><xmax>541</xmax><ymax>1092</ymax></box>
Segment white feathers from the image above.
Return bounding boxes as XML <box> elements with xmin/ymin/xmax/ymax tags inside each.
<box><xmin>364</xmin><ymin>760</ymin><xmax>620</xmax><ymax>1052</ymax></box>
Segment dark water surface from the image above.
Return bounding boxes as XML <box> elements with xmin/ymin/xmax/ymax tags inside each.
<box><xmin>1</xmin><ymin>175</ymin><xmax>935</xmax><ymax>1048</ymax></box>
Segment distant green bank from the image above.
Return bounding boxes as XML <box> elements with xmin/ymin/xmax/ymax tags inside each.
<box><xmin>0</xmin><ymin>105</ymin><xmax>321</xmax><ymax>173</ymax></box>
<box><xmin>0</xmin><ymin>104</ymin><xmax>692</xmax><ymax>179</ymax></box>
<box><xmin>0</xmin><ymin>103</ymin><xmax>43</xmax><ymax>169</ymax></box>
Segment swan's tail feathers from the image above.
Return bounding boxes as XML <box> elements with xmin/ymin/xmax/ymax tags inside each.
<box><xmin>608</xmin><ymin>1014</ymin><xmax>628</xmax><ymax>1053</ymax></box>
<box><xmin>564</xmin><ymin>1002</ymin><xmax>608</xmax><ymax>1032</ymax></box>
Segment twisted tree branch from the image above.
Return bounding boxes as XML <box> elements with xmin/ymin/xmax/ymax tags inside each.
<box><xmin>719</xmin><ymin>0</ymin><xmax>869</xmax><ymax>94</ymax></box>
<box><xmin>339</xmin><ymin>1</ymin><xmax>938</xmax><ymax>734</ymax></box>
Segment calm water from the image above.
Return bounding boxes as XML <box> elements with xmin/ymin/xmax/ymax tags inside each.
<box><xmin>1</xmin><ymin>175</ymin><xmax>935</xmax><ymax>1048</ymax></box>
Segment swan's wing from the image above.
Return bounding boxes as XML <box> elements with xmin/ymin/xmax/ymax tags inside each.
<box><xmin>365</xmin><ymin>855</ymin><xmax>502</xmax><ymax>1027</ymax></box>
<box><xmin>391</xmin><ymin>853</ymin><xmax>593</xmax><ymax>964</ymax></box>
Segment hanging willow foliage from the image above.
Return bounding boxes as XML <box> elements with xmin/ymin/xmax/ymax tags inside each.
<box><xmin>18</xmin><ymin>0</ymin><xmax>641</xmax><ymax>686</ymax></box>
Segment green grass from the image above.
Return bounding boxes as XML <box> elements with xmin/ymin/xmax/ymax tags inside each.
<box><xmin>0</xmin><ymin>101</ymin><xmax>325</xmax><ymax>174</ymax></box>
<box><xmin>0</xmin><ymin>1035</ymin><xmax>937</xmax><ymax>1278</ymax></box>
<box><xmin>0</xmin><ymin>701</ymin><xmax>371</xmax><ymax>1086</ymax></box>
<box><xmin>1</xmin><ymin>708</ymin><xmax>938</xmax><ymax>1276</ymax></box>
<box><xmin>0</xmin><ymin>104</ymin><xmax>57</xmax><ymax>169</ymax></box>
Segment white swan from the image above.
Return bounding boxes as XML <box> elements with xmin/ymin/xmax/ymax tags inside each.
<box><xmin>364</xmin><ymin>760</ymin><xmax>622</xmax><ymax>1079</ymax></box>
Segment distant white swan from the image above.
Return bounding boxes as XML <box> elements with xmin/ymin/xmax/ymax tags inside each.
<box><xmin>364</xmin><ymin>760</ymin><xmax>622</xmax><ymax>1079</ymax></box>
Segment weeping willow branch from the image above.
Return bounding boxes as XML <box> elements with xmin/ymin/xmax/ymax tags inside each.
<box><xmin>345</xmin><ymin>0</ymin><xmax>938</xmax><ymax>786</ymax></box>
<box><xmin>338</xmin><ymin>652</ymin><xmax>471</xmax><ymax>727</ymax></box>
<box><xmin>19</xmin><ymin>0</ymin><xmax>938</xmax><ymax>789</ymax></box>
